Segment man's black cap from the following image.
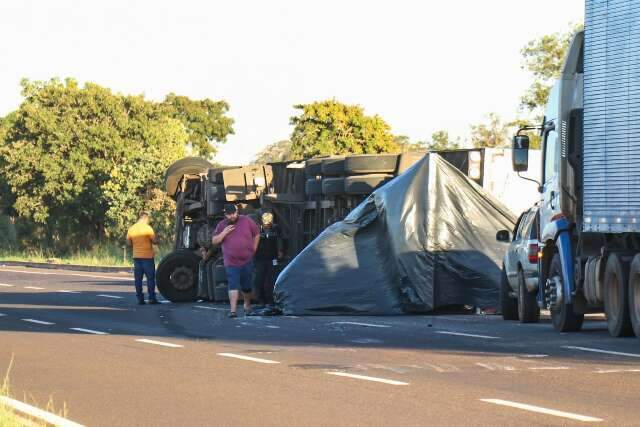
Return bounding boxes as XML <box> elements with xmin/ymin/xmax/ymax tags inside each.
<box><xmin>223</xmin><ymin>204</ymin><xmax>237</xmax><ymax>215</ymax></box>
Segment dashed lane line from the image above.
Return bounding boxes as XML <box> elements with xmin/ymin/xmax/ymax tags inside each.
<box><xmin>135</xmin><ymin>339</ymin><xmax>184</xmax><ymax>348</ymax></box>
<box><xmin>195</xmin><ymin>305</ymin><xmax>229</xmax><ymax>311</ymax></box>
<box><xmin>436</xmin><ymin>331</ymin><xmax>500</xmax><ymax>340</ymax></box>
<box><xmin>330</xmin><ymin>321</ymin><xmax>391</xmax><ymax>328</ymax></box>
<box><xmin>97</xmin><ymin>294</ymin><xmax>124</xmax><ymax>299</ymax></box>
<box><xmin>70</xmin><ymin>328</ymin><xmax>109</xmax><ymax>335</ymax></box>
<box><xmin>0</xmin><ymin>396</ymin><xmax>85</xmax><ymax>427</ymax></box>
<box><xmin>0</xmin><ymin>313</ymin><xmax>6</xmax><ymax>317</ymax></box>
<box><xmin>528</xmin><ymin>366</ymin><xmax>571</xmax><ymax>371</ymax></box>
<box><xmin>326</xmin><ymin>372</ymin><xmax>409</xmax><ymax>386</ymax></box>
<box><xmin>0</xmin><ymin>268</ymin><xmax>131</xmax><ymax>281</ymax></box>
<box><xmin>562</xmin><ymin>346</ymin><xmax>640</xmax><ymax>358</ymax></box>
<box><xmin>480</xmin><ymin>399</ymin><xmax>603</xmax><ymax>422</ymax></box>
<box><xmin>594</xmin><ymin>369</ymin><xmax>640</xmax><ymax>374</ymax></box>
<box><xmin>57</xmin><ymin>290</ymin><xmax>81</xmax><ymax>294</ymax></box>
<box><xmin>24</xmin><ymin>286</ymin><xmax>45</xmax><ymax>290</ymax></box>
<box><xmin>21</xmin><ymin>319</ymin><xmax>55</xmax><ymax>325</ymax></box>
<box><xmin>0</xmin><ymin>283</ymin><xmax>14</xmax><ymax>287</ymax></box>
<box><xmin>217</xmin><ymin>353</ymin><xmax>280</xmax><ymax>364</ymax></box>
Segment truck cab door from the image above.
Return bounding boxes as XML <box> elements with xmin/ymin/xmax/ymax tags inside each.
<box><xmin>540</xmin><ymin>125</ymin><xmax>561</xmax><ymax>241</ymax></box>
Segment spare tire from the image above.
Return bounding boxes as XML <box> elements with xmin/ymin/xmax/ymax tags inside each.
<box><xmin>344</xmin><ymin>154</ymin><xmax>399</xmax><ymax>174</ymax></box>
<box><xmin>322</xmin><ymin>177</ymin><xmax>345</xmax><ymax>196</ymax></box>
<box><xmin>321</xmin><ymin>157</ymin><xmax>345</xmax><ymax>176</ymax></box>
<box><xmin>304</xmin><ymin>158</ymin><xmax>324</xmax><ymax>177</ymax></box>
<box><xmin>164</xmin><ymin>157</ymin><xmax>213</xmax><ymax>198</ymax></box>
<box><xmin>305</xmin><ymin>178</ymin><xmax>322</xmax><ymax>196</ymax></box>
<box><xmin>345</xmin><ymin>174</ymin><xmax>393</xmax><ymax>195</ymax></box>
<box><xmin>157</xmin><ymin>250</ymin><xmax>201</xmax><ymax>302</ymax></box>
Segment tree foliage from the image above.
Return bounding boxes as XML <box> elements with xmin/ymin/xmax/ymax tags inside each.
<box><xmin>470</xmin><ymin>113</ymin><xmax>510</xmax><ymax>148</ymax></box>
<box><xmin>162</xmin><ymin>93</ymin><xmax>234</xmax><ymax>158</ymax></box>
<box><xmin>0</xmin><ymin>78</ymin><xmax>192</xmax><ymax>251</ymax></box>
<box><xmin>393</xmin><ymin>135</ymin><xmax>426</xmax><ymax>153</ymax></box>
<box><xmin>289</xmin><ymin>100</ymin><xmax>398</xmax><ymax>158</ymax></box>
<box><xmin>427</xmin><ymin>130</ymin><xmax>460</xmax><ymax>151</ymax></box>
<box><xmin>253</xmin><ymin>140</ymin><xmax>296</xmax><ymax>164</ymax></box>
<box><xmin>520</xmin><ymin>24</ymin><xmax>583</xmax><ymax>114</ymax></box>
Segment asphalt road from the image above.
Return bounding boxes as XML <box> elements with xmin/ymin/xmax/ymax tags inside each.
<box><xmin>1</xmin><ymin>266</ymin><xmax>639</xmax><ymax>426</ymax></box>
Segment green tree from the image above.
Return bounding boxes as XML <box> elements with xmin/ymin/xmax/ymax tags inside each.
<box><xmin>470</xmin><ymin>113</ymin><xmax>509</xmax><ymax>148</ymax></box>
<box><xmin>253</xmin><ymin>139</ymin><xmax>296</xmax><ymax>164</ymax></box>
<box><xmin>520</xmin><ymin>23</ymin><xmax>583</xmax><ymax>114</ymax></box>
<box><xmin>427</xmin><ymin>130</ymin><xmax>461</xmax><ymax>151</ymax></box>
<box><xmin>162</xmin><ymin>93</ymin><xmax>234</xmax><ymax>158</ymax></box>
<box><xmin>0</xmin><ymin>78</ymin><xmax>187</xmax><ymax>251</ymax></box>
<box><xmin>289</xmin><ymin>99</ymin><xmax>398</xmax><ymax>158</ymax></box>
<box><xmin>393</xmin><ymin>135</ymin><xmax>426</xmax><ymax>153</ymax></box>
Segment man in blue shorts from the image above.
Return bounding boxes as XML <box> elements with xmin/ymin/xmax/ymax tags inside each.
<box><xmin>212</xmin><ymin>204</ymin><xmax>260</xmax><ymax>318</ymax></box>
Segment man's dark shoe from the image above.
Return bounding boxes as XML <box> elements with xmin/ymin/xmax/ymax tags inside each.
<box><xmin>245</xmin><ymin>309</ymin><xmax>257</xmax><ymax>316</ymax></box>
<box><xmin>137</xmin><ymin>299</ymin><xmax>146</xmax><ymax>305</ymax></box>
<box><xmin>148</xmin><ymin>298</ymin><xmax>159</xmax><ymax>305</ymax></box>
<box><xmin>228</xmin><ymin>312</ymin><xmax>237</xmax><ymax>318</ymax></box>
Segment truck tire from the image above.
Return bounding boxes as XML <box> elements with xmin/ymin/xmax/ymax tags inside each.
<box><xmin>344</xmin><ymin>154</ymin><xmax>399</xmax><ymax>174</ymax></box>
<box><xmin>500</xmin><ymin>266</ymin><xmax>518</xmax><ymax>320</ymax></box>
<box><xmin>549</xmin><ymin>253</ymin><xmax>584</xmax><ymax>332</ymax></box>
<box><xmin>305</xmin><ymin>178</ymin><xmax>322</xmax><ymax>196</ymax></box>
<box><xmin>305</xmin><ymin>158</ymin><xmax>324</xmax><ymax>177</ymax></box>
<box><xmin>320</xmin><ymin>157</ymin><xmax>345</xmax><ymax>176</ymax></box>
<box><xmin>517</xmin><ymin>269</ymin><xmax>539</xmax><ymax>323</ymax></box>
<box><xmin>322</xmin><ymin>177</ymin><xmax>345</xmax><ymax>196</ymax></box>
<box><xmin>628</xmin><ymin>254</ymin><xmax>640</xmax><ymax>338</ymax></box>
<box><xmin>344</xmin><ymin>174</ymin><xmax>393</xmax><ymax>195</ymax></box>
<box><xmin>156</xmin><ymin>250</ymin><xmax>201</xmax><ymax>302</ymax></box>
<box><xmin>604</xmin><ymin>254</ymin><xmax>633</xmax><ymax>337</ymax></box>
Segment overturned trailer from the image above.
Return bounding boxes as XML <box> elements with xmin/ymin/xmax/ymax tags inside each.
<box><xmin>275</xmin><ymin>154</ymin><xmax>516</xmax><ymax>315</ymax></box>
<box><xmin>156</xmin><ymin>149</ymin><xmax>526</xmax><ymax>304</ymax></box>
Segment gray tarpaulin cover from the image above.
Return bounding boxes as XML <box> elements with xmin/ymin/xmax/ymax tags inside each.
<box><xmin>274</xmin><ymin>154</ymin><xmax>516</xmax><ymax>315</ymax></box>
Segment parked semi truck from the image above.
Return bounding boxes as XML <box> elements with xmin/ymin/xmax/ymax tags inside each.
<box><xmin>508</xmin><ymin>0</ymin><xmax>640</xmax><ymax>338</ymax></box>
<box><xmin>157</xmin><ymin>148</ymin><xmax>540</xmax><ymax>303</ymax></box>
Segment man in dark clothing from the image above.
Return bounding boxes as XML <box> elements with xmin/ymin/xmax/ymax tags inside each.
<box><xmin>212</xmin><ymin>204</ymin><xmax>260</xmax><ymax>318</ymax></box>
<box><xmin>252</xmin><ymin>212</ymin><xmax>283</xmax><ymax>307</ymax></box>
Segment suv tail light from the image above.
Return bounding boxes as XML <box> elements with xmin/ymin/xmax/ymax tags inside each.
<box><xmin>528</xmin><ymin>243</ymin><xmax>539</xmax><ymax>264</ymax></box>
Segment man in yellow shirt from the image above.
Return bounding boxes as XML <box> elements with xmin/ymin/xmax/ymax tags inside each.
<box><xmin>126</xmin><ymin>212</ymin><xmax>158</xmax><ymax>305</ymax></box>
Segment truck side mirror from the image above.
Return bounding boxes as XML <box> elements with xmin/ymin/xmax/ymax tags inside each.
<box><xmin>496</xmin><ymin>230</ymin><xmax>511</xmax><ymax>242</ymax></box>
<box><xmin>512</xmin><ymin>134</ymin><xmax>530</xmax><ymax>172</ymax></box>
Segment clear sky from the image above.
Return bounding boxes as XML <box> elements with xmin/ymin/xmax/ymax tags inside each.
<box><xmin>0</xmin><ymin>0</ymin><xmax>584</xmax><ymax>165</ymax></box>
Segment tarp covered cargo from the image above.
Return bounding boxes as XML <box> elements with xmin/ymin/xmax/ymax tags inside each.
<box><xmin>274</xmin><ymin>154</ymin><xmax>516</xmax><ymax>315</ymax></box>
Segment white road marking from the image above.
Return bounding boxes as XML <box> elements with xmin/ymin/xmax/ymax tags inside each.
<box><xmin>57</xmin><ymin>290</ymin><xmax>80</xmax><ymax>294</ymax></box>
<box><xmin>135</xmin><ymin>339</ymin><xmax>183</xmax><ymax>348</ymax></box>
<box><xmin>195</xmin><ymin>305</ymin><xmax>228</xmax><ymax>311</ymax></box>
<box><xmin>0</xmin><ymin>313</ymin><xmax>7</xmax><ymax>317</ymax></box>
<box><xmin>436</xmin><ymin>331</ymin><xmax>500</xmax><ymax>339</ymax></box>
<box><xmin>21</xmin><ymin>318</ymin><xmax>55</xmax><ymax>325</ymax></box>
<box><xmin>97</xmin><ymin>294</ymin><xmax>123</xmax><ymax>299</ymax></box>
<box><xmin>70</xmin><ymin>328</ymin><xmax>109</xmax><ymax>335</ymax></box>
<box><xmin>0</xmin><ymin>268</ymin><xmax>130</xmax><ymax>281</ymax></box>
<box><xmin>0</xmin><ymin>283</ymin><xmax>14</xmax><ymax>287</ymax></box>
<box><xmin>528</xmin><ymin>366</ymin><xmax>571</xmax><ymax>370</ymax></box>
<box><xmin>266</xmin><ymin>325</ymin><xmax>280</xmax><ymax>329</ymax></box>
<box><xmin>327</xmin><ymin>372</ymin><xmax>409</xmax><ymax>386</ymax></box>
<box><xmin>330</xmin><ymin>321</ymin><xmax>391</xmax><ymax>328</ymax></box>
<box><xmin>0</xmin><ymin>396</ymin><xmax>85</xmax><ymax>427</ymax></box>
<box><xmin>475</xmin><ymin>363</ymin><xmax>496</xmax><ymax>371</ymax></box>
<box><xmin>595</xmin><ymin>369</ymin><xmax>640</xmax><ymax>374</ymax></box>
<box><xmin>520</xmin><ymin>354</ymin><xmax>549</xmax><ymax>358</ymax></box>
<box><xmin>217</xmin><ymin>353</ymin><xmax>280</xmax><ymax>364</ymax></box>
<box><xmin>562</xmin><ymin>346</ymin><xmax>640</xmax><ymax>358</ymax></box>
<box><xmin>480</xmin><ymin>399</ymin><xmax>603</xmax><ymax>422</ymax></box>
<box><xmin>24</xmin><ymin>286</ymin><xmax>45</xmax><ymax>290</ymax></box>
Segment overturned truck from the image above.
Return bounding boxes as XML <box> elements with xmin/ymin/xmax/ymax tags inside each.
<box><xmin>157</xmin><ymin>149</ymin><xmax>522</xmax><ymax>304</ymax></box>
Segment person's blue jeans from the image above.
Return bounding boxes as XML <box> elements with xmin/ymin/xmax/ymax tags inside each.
<box><xmin>133</xmin><ymin>258</ymin><xmax>156</xmax><ymax>300</ymax></box>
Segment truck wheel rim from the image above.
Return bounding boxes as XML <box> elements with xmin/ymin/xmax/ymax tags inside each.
<box><xmin>170</xmin><ymin>266</ymin><xmax>194</xmax><ymax>291</ymax></box>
